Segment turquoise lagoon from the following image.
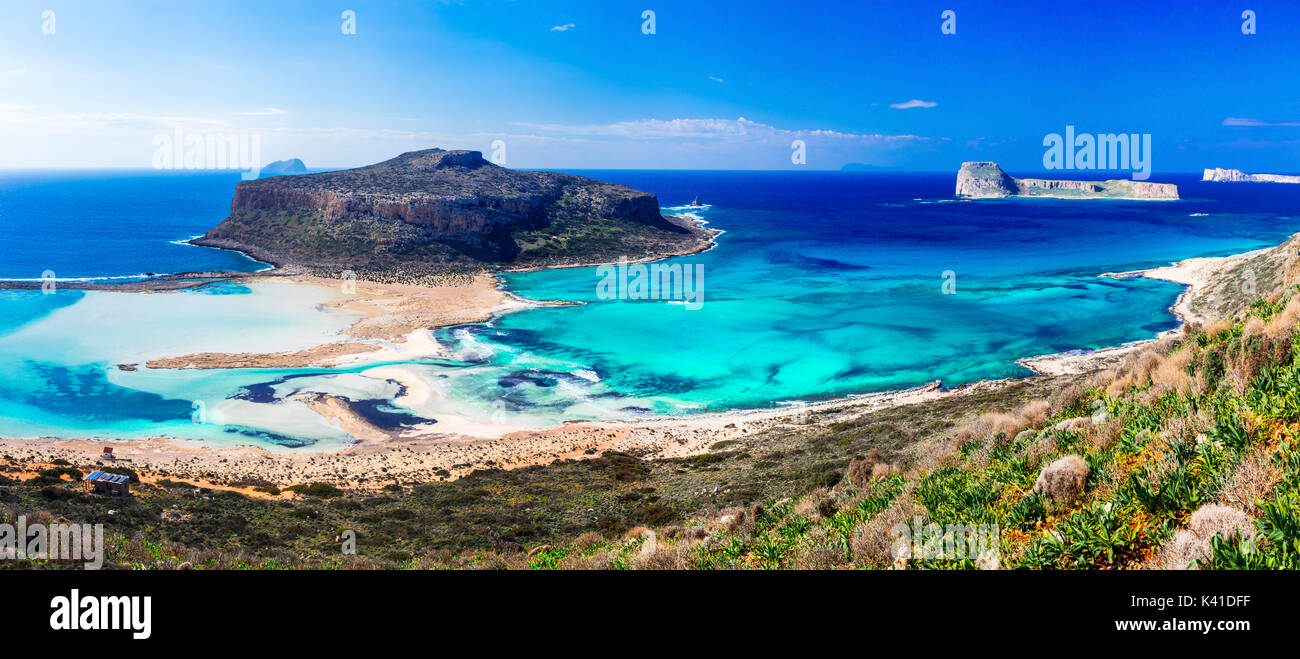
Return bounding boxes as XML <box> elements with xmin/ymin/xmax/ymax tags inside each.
<box><xmin>2</xmin><ymin>171</ymin><xmax>1300</xmax><ymax>450</ymax></box>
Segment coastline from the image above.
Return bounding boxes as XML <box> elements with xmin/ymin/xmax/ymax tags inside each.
<box><xmin>140</xmin><ymin>271</ymin><xmax>543</xmax><ymax>369</ymax></box>
<box><xmin>1</xmin><ymin>217</ymin><xmax>1289</xmax><ymax>490</ymax></box>
<box><xmin>502</xmin><ymin>213</ymin><xmax>723</xmax><ymax>273</ymax></box>
<box><xmin>1016</xmin><ymin>246</ymin><xmax>1267</xmax><ymax>376</ymax></box>
<box><xmin>0</xmin><ymin>377</ymin><xmax>1014</xmax><ymax>492</ymax></box>
<box><xmin>1103</xmin><ymin>246</ymin><xmax>1271</xmax><ymax>325</ymax></box>
<box><xmin>1018</xmin><ymin>236</ymin><xmax>1294</xmax><ymax>376</ymax></box>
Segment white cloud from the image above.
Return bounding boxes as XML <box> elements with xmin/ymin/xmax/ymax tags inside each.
<box><xmin>234</xmin><ymin>107</ymin><xmax>288</xmax><ymax>116</ymax></box>
<box><xmin>889</xmin><ymin>99</ymin><xmax>937</xmax><ymax>109</ymax></box>
<box><xmin>550</xmin><ymin>23</ymin><xmax>575</xmax><ymax>32</ymax></box>
<box><xmin>0</xmin><ymin>109</ymin><xmax>935</xmax><ymax>169</ymax></box>
<box><xmin>0</xmin><ymin>110</ymin><xmax>232</xmax><ymax>130</ymax></box>
<box><xmin>513</xmin><ymin>117</ymin><xmax>929</xmax><ymax>144</ymax></box>
<box><xmin>1223</xmin><ymin>116</ymin><xmax>1300</xmax><ymax>127</ymax></box>
<box><xmin>709</xmin><ymin>76</ymin><xmax>725</xmax><ymax>84</ymax></box>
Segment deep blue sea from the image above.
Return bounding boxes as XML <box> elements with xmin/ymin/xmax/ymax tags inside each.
<box><xmin>481</xmin><ymin>171</ymin><xmax>1300</xmax><ymax>410</ymax></box>
<box><xmin>2</xmin><ymin>169</ymin><xmax>1299</xmax><ymax>450</ymax></box>
<box><xmin>0</xmin><ymin>171</ymin><xmax>266</xmax><ymax>279</ymax></box>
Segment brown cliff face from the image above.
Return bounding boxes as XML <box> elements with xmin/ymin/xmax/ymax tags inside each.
<box><xmin>195</xmin><ymin>148</ymin><xmax>695</xmax><ymax>276</ymax></box>
<box><xmin>225</xmin><ymin>183</ymin><xmax>553</xmax><ymax>242</ymax></box>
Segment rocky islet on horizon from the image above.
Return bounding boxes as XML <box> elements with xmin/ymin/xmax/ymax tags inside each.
<box><xmin>955</xmin><ymin>161</ymin><xmax>1179</xmax><ymax>200</ymax></box>
<box><xmin>1203</xmin><ymin>167</ymin><xmax>1300</xmax><ymax>184</ymax></box>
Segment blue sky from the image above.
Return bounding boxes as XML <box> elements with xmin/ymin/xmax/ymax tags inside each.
<box><xmin>1</xmin><ymin>0</ymin><xmax>1298</xmax><ymax>172</ymax></box>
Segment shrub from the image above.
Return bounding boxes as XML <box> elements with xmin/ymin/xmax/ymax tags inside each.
<box><xmin>1033</xmin><ymin>455</ymin><xmax>1088</xmax><ymax>506</ymax></box>
<box><xmin>1159</xmin><ymin>504</ymin><xmax>1253</xmax><ymax>569</ymax></box>
<box><xmin>572</xmin><ymin>531</ymin><xmax>604</xmax><ymax>550</ymax></box>
<box><xmin>285</xmin><ymin>482</ymin><xmax>343</xmax><ymax>498</ymax></box>
<box><xmin>40</xmin><ymin>485</ymin><xmax>78</xmax><ymax>501</ymax></box>
<box><xmin>1189</xmin><ymin>504</ymin><xmax>1253</xmax><ymax>540</ymax></box>
<box><xmin>1048</xmin><ymin>383</ymin><xmax>1084</xmax><ymax>413</ymax></box>
<box><xmin>1217</xmin><ymin>447</ymin><xmax>1280</xmax><ymax>515</ymax></box>
<box><xmin>846</xmin><ymin>449</ymin><xmax>886</xmax><ymax>486</ymax></box>
<box><xmin>982</xmin><ymin>400</ymin><xmax>1050</xmax><ymax>440</ymax></box>
<box><xmin>850</xmin><ymin>494</ymin><xmax>922</xmax><ymax>568</ymax></box>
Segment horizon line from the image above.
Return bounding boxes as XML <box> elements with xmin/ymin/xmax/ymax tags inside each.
<box><xmin>0</xmin><ymin>166</ymin><xmax>1228</xmax><ymax>176</ymax></box>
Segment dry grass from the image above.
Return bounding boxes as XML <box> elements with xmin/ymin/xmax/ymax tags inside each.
<box><xmin>1084</xmin><ymin>418</ymin><xmax>1123</xmax><ymax>452</ymax></box>
<box><xmin>1158</xmin><ymin>504</ymin><xmax>1254</xmax><ymax>570</ymax></box>
<box><xmin>982</xmin><ymin>400</ymin><xmax>1051</xmax><ymax>440</ymax></box>
<box><xmin>789</xmin><ymin>526</ymin><xmax>849</xmax><ymax>569</ymax></box>
<box><xmin>952</xmin><ymin>418</ymin><xmax>991</xmax><ymax>446</ymax></box>
<box><xmin>793</xmin><ymin>486</ymin><xmax>829</xmax><ymax>518</ymax></box>
<box><xmin>1204</xmin><ymin>318</ymin><xmax>1235</xmax><ymax>340</ymax></box>
<box><xmin>871</xmin><ymin>461</ymin><xmax>900</xmax><ymax>480</ymax></box>
<box><xmin>1161</xmin><ymin>408</ymin><xmax>1213</xmax><ymax>446</ymax></box>
<box><xmin>851</xmin><ymin>491</ymin><xmax>923</xmax><ymax>568</ymax></box>
<box><xmin>1018</xmin><ymin>433</ymin><xmax>1057</xmax><ymax>469</ymax></box>
<box><xmin>908</xmin><ymin>438</ymin><xmax>957</xmax><ymax>475</ymax></box>
<box><xmin>720</xmin><ymin>506</ymin><xmax>757</xmax><ymax>536</ymax></box>
<box><xmin>1264</xmin><ymin>295</ymin><xmax>1300</xmax><ymax>339</ymax></box>
<box><xmin>1048</xmin><ymin>382</ymin><xmax>1084</xmax><ymax>412</ymax></box>
<box><xmin>1222</xmin><ymin>320</ymin><xmax>1296</xmax><ymax>395</ymax></box>
<box><xmin>1217</xmin><ymin>446</ymin><xmax>1281</xmax><ymax>516</ymax></box>
<box><xmin>1107</xmin><ymin>338</ymin><xmax>1195</xmax><ymax>396</ymax></box>
<box><xmin>1085</xmin><ymin>367</ymin><xmax>1113</xmax><ymax>390</ymax></box>
<box><xmin>631</xmin><ymin>537</ymin><xmax>695</xmax><ymax>570</ymax></box>
<box><xmin>1148</xmin><ymin>347</ymin><xmax>1195</xmax><ymax>395</ymax></box>
<box><xmin>844</xmin><ymin>449</ymin><xmax>899</xmax><ymax>487</ymax></box>
<box><xmin>1107</xmin><ymin>348</ymin><xmax>1161</xmax><ymax>395</ymax></box>
<box><xmin>940</xmin><ymin>399</ymin><xmax>1053</xmax><ymax>471</ymax></box>
<box><xmin>572</xmin><ymin>531</ymin><xmax>604</xmax><ymax>550</ymax></box>
<box><xmin>569</xmin><ymin>550</ymin><xmax>616</xmax><ymax>570</ymax></box>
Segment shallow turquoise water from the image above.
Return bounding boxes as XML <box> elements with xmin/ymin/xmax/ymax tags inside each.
<box><xmin>2</xmin><ymin>171</ymin><xmax>1299</xmax><ymax>450</ymax></box>
<box><xmin>0</xmin><ymin>283</ymin><xmax>363</xmax><ymax>450</ymax></box>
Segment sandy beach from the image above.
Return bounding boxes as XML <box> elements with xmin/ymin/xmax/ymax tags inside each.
<box><xmin>142</xmin><ymin>271</ymin><xmax>536</xmax><ymax>369</ymax></box>
<box><xmin>0</xmin><ymin>378</ymin><xmax>1009</xmax><ymax>492</ymax></box>
<box><xmin>3</xmin><ymin>233</ymin><xmax>1291</xmax><ymax>493</ymax></box>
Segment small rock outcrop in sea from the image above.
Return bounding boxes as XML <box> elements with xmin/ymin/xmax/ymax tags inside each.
<box><xmin>955</xmin><ymin>161</ymin><xmax>1179</xmax><ymax>199</ymax></box>
<box><xmin>689</xmin><ymin>196</ymin><xmax>703</xmax><ymax>207</ymax></box>
<box><xmin>1203</xmin><ymin>167</ymin><xmax>1300</xmax><ymax>184</ymax></box>
<box><xmin>260</xmin><ymin>158</ymin><xmax>308</xmax><ymax>177</ymax></box>
<box><xmin>195</xmin><ymin>148</ymin><xmax>711</xmax><ymax>279</ymax></box>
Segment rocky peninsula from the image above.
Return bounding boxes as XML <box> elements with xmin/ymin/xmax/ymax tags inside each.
<box><xmin>194</xmin><ymin>148</ymin><xmax>716</xmax><ymax>283</ymax></box>
<box><xmin>1203</xmin><ymin>168</ymin><xmax>1300</xmax><ymax>184</ymax></box>
<box><xmin>955</xmin><ymin>161</ymin><xmax>1179</xmax><ymax>200</ymax></box>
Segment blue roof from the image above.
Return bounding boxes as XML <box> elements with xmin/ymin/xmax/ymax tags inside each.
<box><xmin>83</xmin><ymin>470</ymin><xmax>128</xmax><ymax>484</ymax></box>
